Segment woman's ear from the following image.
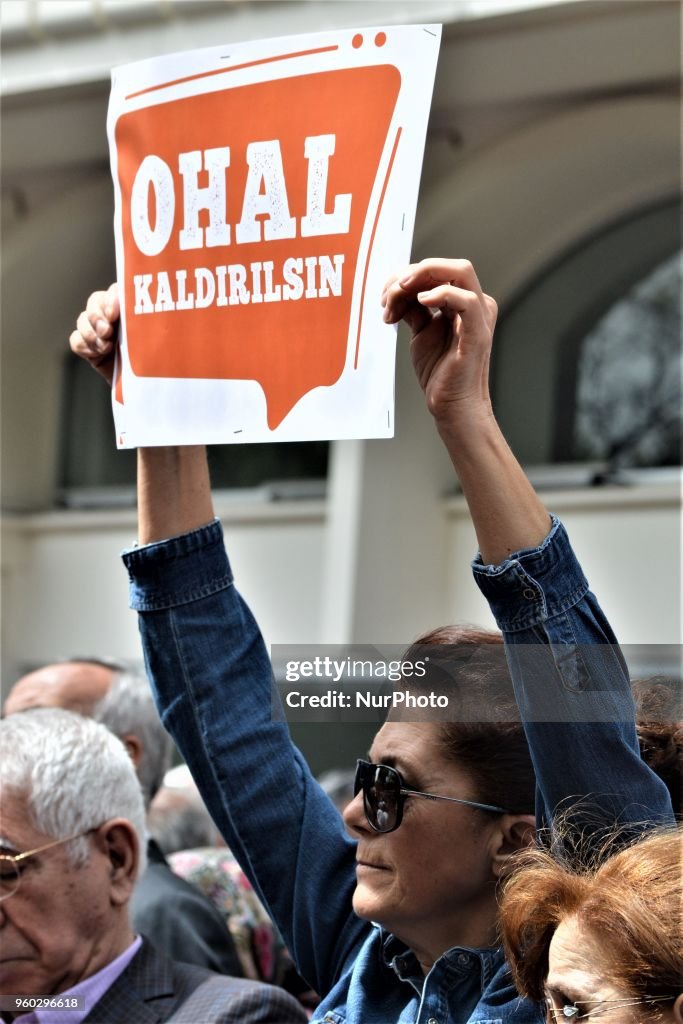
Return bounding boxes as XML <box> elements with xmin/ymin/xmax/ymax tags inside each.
<box><xmin>491</xmin><ymin>814</ymin><xmax>536</xmax><ymax>879</ymax></box>
<box><xmin>672</xmin><ymin>993</ymin><xmax>683</xmax><ymax>1023</ymax></box>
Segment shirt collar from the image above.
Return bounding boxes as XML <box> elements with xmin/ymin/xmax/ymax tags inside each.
<box><xmin>379</xmin><ymin>928</ymin><xmax>505</xmax><ymax>984</ymax></box>
<box><xmin>10</xmin><ymin>936</ymin><xmax>143</xmax><ymax>1024</ymax></box>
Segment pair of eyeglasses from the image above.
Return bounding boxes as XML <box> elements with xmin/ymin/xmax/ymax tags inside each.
<box><xmin>353</xmin><ymin>759</ymin><xmax>509</xmax><ymax>834</ymax></box>
<box><xmin>545</xmin><ymin>994</ymin><xmax>673</xmax><ymax>1021</ymax></box>
<box><xmin>0</xmin><ymin>828</ymin><xmax>98</xmax><ymax>902</ymax></box>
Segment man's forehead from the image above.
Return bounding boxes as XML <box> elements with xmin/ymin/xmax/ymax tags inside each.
<box><xmin>4</xmin><ymin>663</ymin><xmax>113</xmax><ymax>716</ymax></box>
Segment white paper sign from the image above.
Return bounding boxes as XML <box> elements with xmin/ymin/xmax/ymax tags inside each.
<box><xmin>107</xmin><ymin>25</ymin><xmax>441</xmax><ymax>447</ymax></box>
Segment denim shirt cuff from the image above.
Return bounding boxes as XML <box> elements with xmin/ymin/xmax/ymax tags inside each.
<box><xmin>471</xmin><ymin>515</ymin><xmax>589</xmax><ymax>632</ymax></box>
<box><xmin>122</xmin><ymin>518</ymin><xmax>233</xmax><ymax>611</ymax></box>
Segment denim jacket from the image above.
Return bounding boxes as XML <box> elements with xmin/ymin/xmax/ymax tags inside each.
<box><xmin>123</xmin><ymin>515</ymin><xmax>673</xmax><ymax>1024</ymax></box>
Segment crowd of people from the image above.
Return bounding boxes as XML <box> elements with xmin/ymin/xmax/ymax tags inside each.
<box><xmin>0</xmin><ymin>257</ymin><xmax>680</xmax><ymax>1024</ymax></box>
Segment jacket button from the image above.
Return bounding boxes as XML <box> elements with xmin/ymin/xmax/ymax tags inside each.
<box><xmin>522</xmin><ymin>587</ymin><xmax>536</xmax><ymax>600</ymax></box>
<box><xmin>427</xmin><ymin>1018</ymin><xmax>439</xmax><ymax>1024</ymax></box>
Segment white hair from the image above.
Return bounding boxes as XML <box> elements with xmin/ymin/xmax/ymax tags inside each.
<box><xmin>0</xmin><ymin>707</ymin><xmax>147</xmax><ymax>874</ymax></box>
<box><xmin>92</xmin><ymin>669</ymin><xmax>174</xmax><ymax>809</ymax></box>
<box><xmin>148</xmin><ymin>786</ymin><xmax>221</xmax><ymax>856</ymax></box>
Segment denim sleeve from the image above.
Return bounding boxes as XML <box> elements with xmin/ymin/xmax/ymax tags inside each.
<box><xmin>472</xmin><ymin>516</ymin><xmax>674</xmax><ymax>840</ymax></box>
<box><xmin>122</xmin><ymin>520</ymin><xmax>365</xmax><ymax>996</ymax></box>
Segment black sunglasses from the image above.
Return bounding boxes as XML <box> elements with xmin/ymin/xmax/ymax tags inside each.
<box><xmin>354</xmin><ymin>759</ymin><xmax>509</xmax><ymax>834</ymax></box>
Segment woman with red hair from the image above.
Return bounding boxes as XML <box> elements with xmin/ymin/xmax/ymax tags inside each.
<box><xmin>500</xmin><ymin>828</ymin><xmax>683</xmax><ymax>1023</ymax></box>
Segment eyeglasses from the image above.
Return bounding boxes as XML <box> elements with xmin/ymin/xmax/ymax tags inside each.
<box><xmin>353</xmin><ymin>759</ymin><xmax>509</xmax><ymax>834</ymax></box>
<box><xmin>544</xmin><ymin>994</ymin><xmax>674</xmax><ymax>1021</ymax></box>
<box><xmin>0</xmin><ymin>829</ymin><xmax>98</xmax><ymax>902</ymax></box>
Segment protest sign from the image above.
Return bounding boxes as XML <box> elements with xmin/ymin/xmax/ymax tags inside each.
<box><xmin>108</xmin><ymin>25</ymin><xmax>441</xmax><ymax>446</ymax></box>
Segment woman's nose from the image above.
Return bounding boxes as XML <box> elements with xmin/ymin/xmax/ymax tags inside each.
<box><xmin>342</xmin><ymin>789</ymin><xmax>371</xmax><ymax>838</ymax></box>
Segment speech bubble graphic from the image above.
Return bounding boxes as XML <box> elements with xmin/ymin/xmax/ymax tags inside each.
<box><xmin>115</xmin><ymin>65</ymin><xmax>401</xmax><ymax>430</ymax></box>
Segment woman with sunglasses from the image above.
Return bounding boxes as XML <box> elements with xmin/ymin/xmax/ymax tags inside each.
<box><xmin>499</xmin><ymin>827</ymin><xmax>682</xmax><ymax>1023</ymax></box>
<box><xmin>71</xmin><ymin>258</ymin><xmax>674</xmax><ymax>1024</ymax></box>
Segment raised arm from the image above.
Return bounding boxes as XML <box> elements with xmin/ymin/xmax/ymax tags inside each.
<box><xmin>382</xmin><ymin>258</ymin><xmax>550</xmax><ymax>563</ymax></box>
<box><xmin>68</xmin><ymin>289</ymin><xmax>365</xmax><ymax>996</ymax></box>
<box><xmin>68</xmin><ymin>283</ymin><xmax>214</xmax><ymax>543</ymax></box>
<box><xmin>383</xmin><ymin>258</ymin><xmax>674</xmax><ymax>839</ymax></box>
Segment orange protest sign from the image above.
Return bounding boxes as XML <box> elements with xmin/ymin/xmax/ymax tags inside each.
<box><xmin>108</xmin><ymin>27</ymin><xmax>440</xmax><ymax>446</ymax></box>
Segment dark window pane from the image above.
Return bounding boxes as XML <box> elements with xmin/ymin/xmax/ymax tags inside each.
<box><xmin>492</xmin><ymin>198</ymin><xmax>681</xmax><ymax>473</ymax></box>
<box><xmin>573</xmin><ymin>252</ymin><xmax>681</xmax><ymax>469</ymax></box>
<box><xmin>207</xmin><ymin>440</ymin><xmax>328</xmax><ymax>490</ymax></box>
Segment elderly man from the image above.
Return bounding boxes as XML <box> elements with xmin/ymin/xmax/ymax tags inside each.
<box><xmin>0</xmin><ymin>708</ymin><xmax>308</xmax><ymax>1024</ymax></box>
<box><xmin>4</xmin><ymin>659</ymin><xmax>242</xmax><ymax>977</ymax></box>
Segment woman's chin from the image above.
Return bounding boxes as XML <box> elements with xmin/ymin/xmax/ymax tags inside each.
<box><xmin>352</xmin><ymin>882</ymin><xmax>383</xmax><ymax>924</ymax></box>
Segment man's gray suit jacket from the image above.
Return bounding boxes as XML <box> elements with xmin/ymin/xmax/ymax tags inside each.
<box><xmin>81</xmin><ymin>939</ymin><xmax>308</xmax><ymax>1024</ymax></box>
<box><xmin>131</xmin><ymin>839</ymin><xmax>242</xmax><ymax>977</ymax></box>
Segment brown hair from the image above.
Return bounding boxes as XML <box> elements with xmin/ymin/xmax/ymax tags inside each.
<box><xmin>402</xmin><ymin>628</ymin><xmax>682</xmax><ymax>820</ymax></box>
<box><xmin>633</xmin><ymin>677</ymin><xmax>682</xmax><ymax>818</ymax></box>
<box><xmin>402</xmin><ymin>626</ymin><xmax>535</xmax><ymax>815</ymax></box>
<box><xmin>499</xmin><ymin>829</ymin><xmax>683</xmax><ymax>1016</ymax></box>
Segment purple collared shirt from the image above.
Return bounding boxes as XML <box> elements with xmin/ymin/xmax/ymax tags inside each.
<box><xmin>12</xmin><ymin>936</ymin><xmax>142</xmax><ymax>1024</ymax></box>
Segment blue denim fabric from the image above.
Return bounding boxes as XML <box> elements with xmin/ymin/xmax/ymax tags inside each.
<box><xmin>472</xmin><ymin>516</ymin><xmax>674</xmax><ymax>838</ymax></box>
<box><xmin>123</xmin><ymin>515</ymin><xmax>673</xmax><ymax>1024</ymax></box>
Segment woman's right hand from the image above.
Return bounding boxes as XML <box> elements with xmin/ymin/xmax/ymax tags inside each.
<box><xmin>69</xmin><ymin>283</ymin><xmax>120</xmax><ymax>387</ymax></box>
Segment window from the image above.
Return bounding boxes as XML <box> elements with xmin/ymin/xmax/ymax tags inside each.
<box><xmin>491</xmin><ymin>198</ymin><xmax>681</xmax><ymax>475</ymax></box>
<box><xmin>569</xmin><ymin>252</ymin><xmax>681</xmax><ymax>470</ymax></box>
<box><xmin>58</xmin><ymin>358</ymin><xmax>328</xmax><ymax>505</ymax></box>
